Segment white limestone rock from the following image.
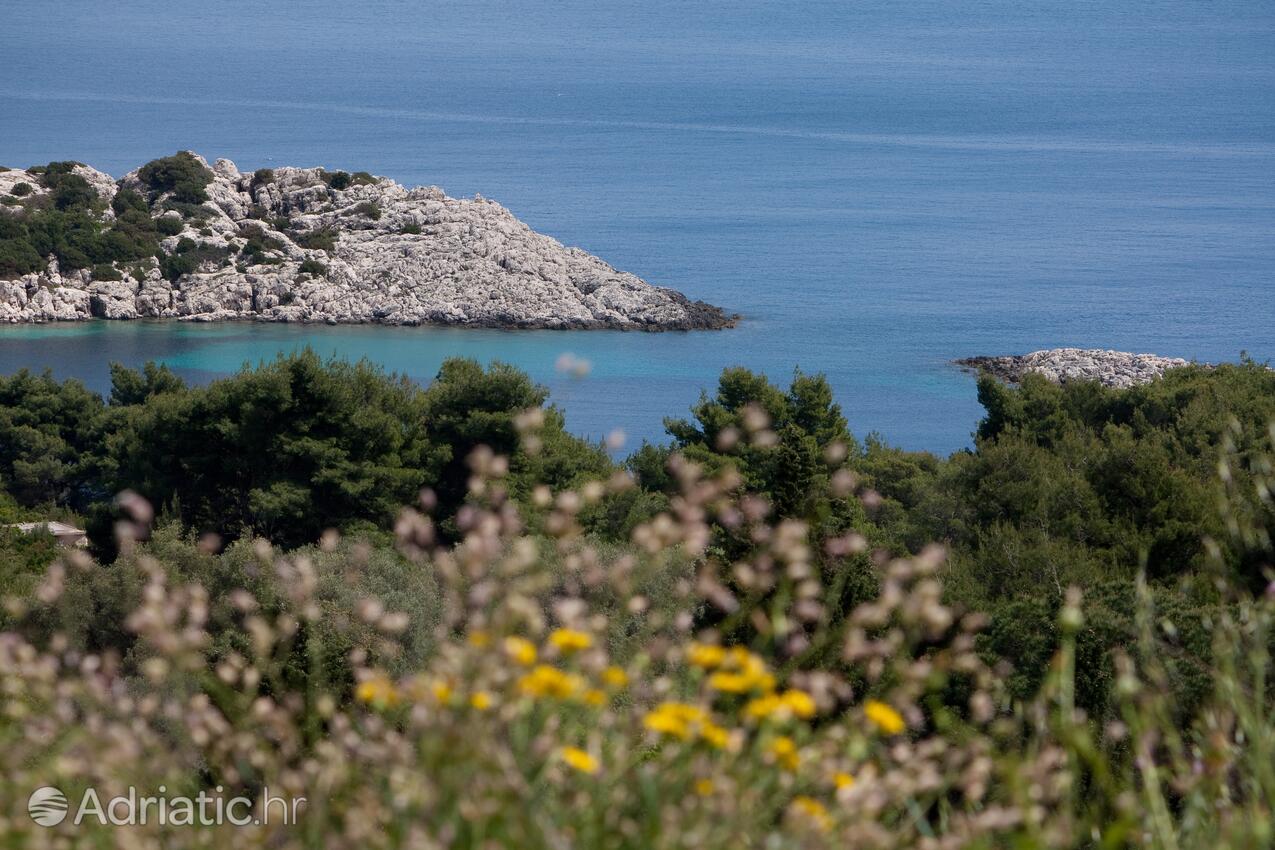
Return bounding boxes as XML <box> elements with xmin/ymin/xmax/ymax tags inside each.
<box><xmin>0</xmin><ymin>153</ymin><xmax>733</xmax><ymax>329</ymax></box>
<box><xmin>956</xmin><ymin>348</ymin><xmax>1196</xmax><ymax>388</ymax></box>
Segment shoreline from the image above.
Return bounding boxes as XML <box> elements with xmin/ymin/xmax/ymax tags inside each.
<box><xmin>0</xmin><ymin>311</ymin><xmax>739</xmax><ymax>332</ymax></box>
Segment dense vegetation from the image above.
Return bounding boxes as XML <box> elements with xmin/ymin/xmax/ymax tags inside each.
<box><xmin>0</xmin><ymin>353</ymin><xmax>1271</xmax><ymax>721</ymax></box>
<box><xmin>0</xmin><ymin>154</ymin><xmax>216</xmax><ymax>280</ymax></box>
<box><xmin>0</xmin><ymin>354</ymin><xmax>1269</xmax><ymax>848</ymax></box>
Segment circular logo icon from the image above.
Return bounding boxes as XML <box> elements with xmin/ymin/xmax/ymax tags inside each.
<box><xmin>28</xmin><ymin>787</ymin><xmax>69</xmax><ymax>827</ymax></box>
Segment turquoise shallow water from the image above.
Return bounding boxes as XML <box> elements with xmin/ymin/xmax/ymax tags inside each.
<box><xmin>1</xmin><ymin>0</ymin><xmax>1273</xmax><ymax>453</ymax></box>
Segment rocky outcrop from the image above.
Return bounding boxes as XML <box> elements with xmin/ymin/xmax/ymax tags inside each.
<box><xmin>0</xmin><ymin>154</ymin><xmax>734</xmax><ymax>330</ymax></box>
<box><xmin>956</xmin><ymin>348</ymin><xmax>1196</xmax><ymax>388</ymax></box>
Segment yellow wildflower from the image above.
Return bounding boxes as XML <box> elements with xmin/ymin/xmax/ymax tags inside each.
<box><xmin>700</xmin><ymin>722</ymin><xmax>731</xmax><ymax>749</ymax></box>
<box><xmin>769</xmin><ymin>736</ymin><xmax>800</xmax><ymax>771</ymax></box>
<box><xmin>781</xmin><ymin>689</ymin><xmax>816</xmax><ymax>719</ymax></box>
<box><xmin>725</xmin><ymin>646</ymin><xmax>767</xmax><ymax>674</ymax></box>
<box><xmin>355</xmin><ymin>673</ymin><xmax>398</xmax><ymax>707</ymax></box>
<box><xmin>864</xmin><ymin>699</ymin><xmax>906</xmax><ymax>735</ymax></box>
<box><xmin>504</xmin><ymin>636</ymin><xmax>538</xmax><ymax>666</ymax></box>
<box><xmin>694</xmin><ymin>778</ymin><xmax>715</xmax><ymax>797</ymax></box>
<box><xmin>467</xmin><ymin>629</ymin><xmax>491</xmax><ymax>648</ymax></box>
<box><xmin>470</xmin><ymin>691</ymin><xmax>493</xmax><ymax>711</ymax></box>
<box><xmin>643</xmin><ymin>701</ymin><xmax>709</xmax><ymax>741</ymax></box>
<box><xmin>687</xmin><ymin>642</ymin><xmax>726</xmax><ymax>668</ymax></box>
<box><xmin>548</xmin><ymin>628</ymin><xmax>593</xmax><ymax>653</ymax></box>
<box><xmin>706</xmin><ymin>647</ymin><xmax>775</xmax><ymax>693</ymax></box>
<box><xmin>834</xmin><ymin>772</ymin><xmax>855</xmax><ymax>790</ymax></box>
<box><xmin>707</xmin><ymin>671</ymin><xmax>752</xmax><ymax>693</ymax></box>
<box><xmin>559</xmin><ymin>746</ymin><xmax>599</xmax><ymax>775</ymax></box>
<box><xmin>517</xmin><ymin>665</ymin><xmax>583</xmax><ymax>699</ymax></box>
<box><xmin>790</xmin><ymin>796</ymin><xmax>831</xmax><ymax>832</ymax></box>
<box><xmin>431</xmin><ymin>679</ymin><xmax>453</xmax><ymax>703</ymax></box>
<box><xmin>744</xmin><ymin>693</ymin><xmax>783</xmax><ymax>721</ymax></box>
<box><xmin>708</xmin><ymin>669</ymin><xmax>775</xmax><ymax>694</ymax></box>
<box><xmin>583</xmin><ymin>689</ymin><xmax>607</xmax><ymax>707</ymax></box>
<box><xmin>643</xmin><ymin>710</ymin><xmax>691</xmax><ymax>739</ymax></box>
<box><xmin>601</xmin><ymin>666</ymin><xmax>629</xmax><ymax>688</ymax></box>
<box><xmin>745</xmin><ymin>689</ymin><xmax>815</xmax><ymax>722</ymax></box>
<box><xmin>656</xmin><ymin>701</ymin><xmax>708</xmax><ymax>722</ymax></box>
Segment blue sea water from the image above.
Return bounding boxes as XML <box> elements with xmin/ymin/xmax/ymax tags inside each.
<box><xmin>1</xmin><ymin>0</ymin><xmax>1273</xmax><ymax>455</ymax></box>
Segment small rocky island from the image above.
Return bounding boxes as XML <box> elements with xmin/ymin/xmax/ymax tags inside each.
<box><xmin>0</xmin><ymin>153</ymin><xmax>733</xmax><ymax>329</ymax></box>
<box><xmin>956</xmin><ymin>348</ymin><xmax>1194</xmax><ymax>387</ymax></box>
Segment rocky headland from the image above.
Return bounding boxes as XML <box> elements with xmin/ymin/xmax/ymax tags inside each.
<box><xmin>956</xmin><ymin>348</ymin><xmax>1196</xmax><ymax>388</ymax></box>
<box><xmin>0</xmin><ymin>153</ymin><xmax>733</xmax><ymax>329</ymax></box>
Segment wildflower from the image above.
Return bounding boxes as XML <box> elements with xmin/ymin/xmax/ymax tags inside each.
<box><xmin>643</xmin><ymin>702</ymin><xmax>709</xmax><ymax>741</ymax></box>
<box><xmin>432</xmin><ymin>679</ymin><xmax>454</xmax><ymax>703</ymax></box>
<box><xmin>601</xmin><ymin>665</ymin><xmax>629</xmax><ymax>688</ymax></box>
<box><xmin>834</xmin><ymin>772</ymin><xmax>855</xmax><ymax>790</ymax></box>
<box><xmin>687</xmin><ymin>642</ymin><xmax>726</xmax><ymax>668</ymax></box>
<box><xmin>467</xmin><ymin>629</ymin><xmax>491</xmax><ymax>648</ymax></box>
<box><xmin>744</xmin><ymin>693</ymin><xmax>783</xmax><ymax>721</ymax></box>
<box><xmin>559</xmin><ymin>746</ymin><xmax>599</xmax><ymax>775</ymax></box>
<box><xmin>769</xmin><ymin>736</ymin><xmax>800</xmax><ymax>771</ymax></box>
<box><xmin>518</xmin><ymin>665</ymin><xmax>584</xmax><ymax>700</ymax></box>
<box><xmin>707</xmin><ymin>647</ymin><xmax>775</xmax><ymax>693</ymax></box>
<box><xmin>790</xmin><ymin>796</ymin><xmax>831</xmax><ymax>831</ymax></box>
<box><xmin>504</xmin><ymin>636</ymin><xmax>538</xmax><ymax>666</ymax></box>
<box><xmin>470</xmin><ymin>691</ymin><xmax>493</xmax><ymax>711</ymax></box>
<box><xmin>644</xmin><ymin>710</ymin><xmax>692</xmax><ymax>739</ymax></box>
<box><xmin>549</xmin><ymin>628</ymin><xmax>593</xmax><ymax>653</ymax></box>
<box><xmin>707</xmin><ymin>672</ymin><xmax>753</xmax><ymax>693</ymax></box>
<box><xmin>656</xmin><ymin>701</ymin><xmax>708</xmax><ymax>723</ymax></box>
<box><xmin>708</xmin><ymin>668</ymin><xmax>775</xmax><ymax>694</ymax></box>
<box><xmin>355</xmin><ymin>673</ymin><xmax>398</xmax><ymax>707</ymax></box>
<box><xmin>780</xmin><ymin>689</ymin><xmax>816</xmax><ymax>719</ymax></box>
<box><xmin>694</xmin><ymin>778</ymin><xmax>715</xmax><ymax>796</ymax></box>
<box><xmin>864</xmin><ymin>699</ymin><xmax>906</xmax><ymax>735</ymax></box>
<box><xmin>583</xmin><ymin>689</ymin><xmax>607</xmax><ymax>706</ymax></box>
<box><xmin>700</xmin><ymin>722</ymin><xmax>731</xmax><ymax>749</ymax></box>
<box><xmin>744</xmin><ymin>689</ymin><xmax>817</xmax><ymax>722</ymax></box>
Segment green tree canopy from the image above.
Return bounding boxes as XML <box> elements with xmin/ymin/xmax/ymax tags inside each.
<box><xmin>107</xmin><ymin>351</ymin><xmax>445</xmax><ymax>547</ymax></box>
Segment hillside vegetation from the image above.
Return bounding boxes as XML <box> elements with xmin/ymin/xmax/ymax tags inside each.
<box><xmin>0</xmin><ymin>355</ymin><xmax>1271</xmax><ymax>848</ymax></box>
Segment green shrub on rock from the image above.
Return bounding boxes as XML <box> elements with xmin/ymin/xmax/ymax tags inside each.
<box><xmin>296</xmin><ymin>227</ymin><xmax>337</xmax><ymax>252</ymax></box>
<box><xmin>0</xmin><ymin>237</ymin><xmax>42</xmax><ymax>278</ymax></box>
<box><xmin>298</xmin><ymin>258</ymin><xmax>326</xmax><ymax>277</ymax></box>
<box><xmin>238</xmin><ymin>224</ymin><xmax>285</xmax><ymax>264</ymax></box>
<box><xmin>159</xmin><ymin>252</ymin><xmax>196</xmax><ymax>281</ymax></box>
<box><xmin>137</xmin><ymin>152</ymin><xmax>213</xmax><ymax>204</ymax></box>
<box><xmin>155</xmin><ymin>216</ymin><xmax>184</xmax><ymax>236</ymax></box>
<box><xmin>90</xmin><ymin>263</ymin><xmax>122</xmax><ymax>281</ymax></box>
<box><xmin>36</xmin><ymin>163</ymin><xmax>98</xmax><ymax>211</ymax></box>
<box><xmin>323</xmin><ymin>170</ymin><xmax>352</xmax><ymax>190</ymax></box>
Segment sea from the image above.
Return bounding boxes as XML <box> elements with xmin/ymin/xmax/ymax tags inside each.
<box><xmin>2</xmin><ymin>0</ymin><xmax>1273</xmax><ymax>455</ymax></box>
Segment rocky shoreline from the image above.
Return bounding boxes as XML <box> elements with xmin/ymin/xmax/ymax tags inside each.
<box><xmin>0</xmin><ymin>154</ymin><xmax>734</xmax><ymax>330</ymax></box>
<box><xmin>955</xmin><ymin>348</ymin><xmax>1196</xmax><ymax>388</ymax></box>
